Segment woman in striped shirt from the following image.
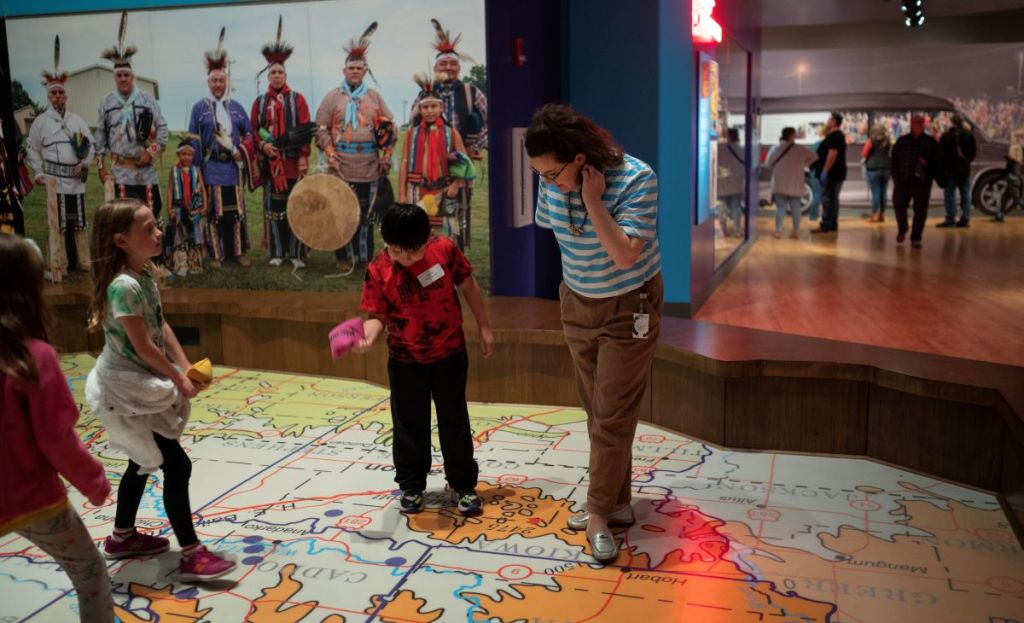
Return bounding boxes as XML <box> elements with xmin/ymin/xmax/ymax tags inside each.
<box><xmin>526</xmin><ymin>103</ymin><xmax>663</xmax><ymax>563</ymax></box>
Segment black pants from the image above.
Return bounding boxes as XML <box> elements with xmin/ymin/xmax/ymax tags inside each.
<box><xmin>63</xmin><ymin>226</ymin><xmax>80</xmax><ymax>271</ymax></box>
<box><xmin>118</xmin><ymin>183</ymin><xmax>163</xmax><ymax>221</ymax></box>
<box><xmin>820</xmin><ymin>179</ymin><xmax>844</xmax><ymax>231</ymax></box>
<box><xmin>265</xmin><ymin>179</ymin><xmax>304</xmax><ymax>260</ymax></box>
<box><xmin>114</xmin><ymin>433</ymin><xmax>197</xmax><ymax>547</ymax></box>
<box><xmin>335</xmin><ymin>181</ymin><xmax>376</xmax><ymax>264</ymax></box>
<box><xmin>893</xmin><ymin>180</ymin><xmax>932</xmax><ymax>242</ymax></box>
<box><xmin>388</xmin><ymin>349</ymin><xmax>478</xmax><ymax>492</ymax></box>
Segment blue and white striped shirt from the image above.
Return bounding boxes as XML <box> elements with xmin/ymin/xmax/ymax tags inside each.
<box><xmin>535</xmin><ymin>153</ymin><xmax>662</xmax><ymax>298</ymax></box>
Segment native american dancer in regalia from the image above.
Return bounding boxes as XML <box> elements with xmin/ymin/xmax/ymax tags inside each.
<box><xmin>95</xmin><ymin>11</ymin><xmax>168</xmax><ymax>223</ymax></box>
<box><xmin>406</xmin><ymin>18</ymin><xmax>487</xmax><ymax>250</ymax></box>
<box><xmin>315</xmin><ymin>21</ymin><xmax>395</xmax><ymax>275</ymax></box>
<box><xmin>164</xmin><ymin>134</ymin><xmax>207</xmax><ymax>277</ymax></box>
<box><xmin>251</xmin><ymin>16</ymin><xmax>314</xmax><ymax>269</ymax></box>
<box><xmin>25</xmin><ymin>36</ymin><xmax>95</xmax><ymax>281</ymax></box>
<box><xmin>399</xmin><ymin>74</ymin><xmax>472</xmax><ymax>239</ymax></box>
<box><xmin>0</xmin><ymin>121</ymin><xmax>26</xmax><ymax>236</ymax></box>
<box><xmin>188</xmin><ymin>27</ymin><xmax>254</xmax><ymax>268</ymax></box>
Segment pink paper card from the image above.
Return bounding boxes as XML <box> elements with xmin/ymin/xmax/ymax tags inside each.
<box><xmin>329</xmin><ymin>317</ymin><xmax>365</xmax><ymax>359</ymax></box>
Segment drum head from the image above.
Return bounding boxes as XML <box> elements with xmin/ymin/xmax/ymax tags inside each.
<box><xmin>286</xmin><ymin>173</ymin><xmax>360</xmax><ymax>251</ymax></box>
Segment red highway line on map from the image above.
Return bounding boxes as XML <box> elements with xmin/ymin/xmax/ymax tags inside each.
<box><xmin>473</xmin><ymin>408</ymin><xmax>568</xmax><ymax>443</ymax></box>
<box><xmin>710</xmin><ymin>498</ymin><xmax>919</xmax><ymax>526</ymax></box>
<box><xmin>212</xmin><ymin>427</ymin><xmax>358</xmax><ymax>506</ymax></box>
<box><xmin>422</xmin><ymin>561</ymin><xmax>622</xmax><ymax>586</ymax></box>
<box><xmin>200</xmin><ymin>490</ymin><xmax>394</xmax><ymax>518</ymax></box>
<box><xmin>576</xmin><ymin>556</ymin><xmax>632</xmax><ymax>622</ymax></box>
<box><xmin>188</xmin><ymin>373</ymin><xmax>301</xmax><ymax>437</ymax></box>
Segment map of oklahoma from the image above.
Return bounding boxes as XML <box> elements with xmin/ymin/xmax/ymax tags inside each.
<box><xmin>1</xmin><ymin>354</ymin><xmax>1022</xmax><ymax>622</ymax></box>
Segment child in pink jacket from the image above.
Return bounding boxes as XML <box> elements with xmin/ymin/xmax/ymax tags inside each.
<box><xmin>0</xmin><ymin>234</ymin><xmax>114</xmax><ymax>622</ymax></box>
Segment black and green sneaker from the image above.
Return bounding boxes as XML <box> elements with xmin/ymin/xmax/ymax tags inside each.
<box><xmin>455</xmin><ymin>488</ymin><xmax>483</xmax><ymax>515</ymax></box>
<box><xmin>399</xmin><ymin>490</ymin><xmax>424</xmax><ymax>513</ymax></box>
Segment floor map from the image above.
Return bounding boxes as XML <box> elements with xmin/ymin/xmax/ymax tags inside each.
<box><xmin>1</xmin><ymin>354</ymin><xmax>1022</xmax><ymax>622</ymax></box>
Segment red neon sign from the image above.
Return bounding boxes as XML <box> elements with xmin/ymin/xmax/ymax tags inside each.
<box><xmin>693</xmin><ymin>0</ymin><xmax>723</xmax><ymax>43</ymax></box>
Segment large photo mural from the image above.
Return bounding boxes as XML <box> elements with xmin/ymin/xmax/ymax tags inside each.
<box><xmin>7</xmin><ymin>0</ymin><xmax>488</xmax><ymax>291</ymax></box>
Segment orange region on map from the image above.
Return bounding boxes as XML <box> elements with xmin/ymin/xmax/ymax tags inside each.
<box><xmin>719</xmin><ymin>497</ymin><xmax>1024</xmax><ymax>623</ymax></box>
<box><xmin>114</xmin><ymin>584</ymin><xmax>212</xmax><ymax>622</ymax></box>
<box><xmin>367</xmin><ymin>591</ymin><xmax>443</xmax><ymax>622</ymax></box>
<box><xmin>114</xmin><ymin>564</ymin><xmax>360</xmax><ymax>623</ymax></box>
<box><xmin>247</xmin><ymin>563</ymin><xmax>325</xmax><ymax>622</ymax></box>
<box><xmin>468</xmin><ymin>552</ymin><xmax>834</xmax><ymax>622</ymax></box>
<box><xmin>404</xmin><ymin>483</ymin><xmax>590</xmax><ymax>549</ymax></box>
<box><xmin>405</xmin><ymin>484</ymin><xmax>833</xmax><ymax>621</ymax></box>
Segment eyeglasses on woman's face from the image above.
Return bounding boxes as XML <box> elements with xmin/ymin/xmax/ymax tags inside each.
<box><xmin>530</xmin><ymin>160</ymin><xmax>572</xmax><ymax>183</ymax></box>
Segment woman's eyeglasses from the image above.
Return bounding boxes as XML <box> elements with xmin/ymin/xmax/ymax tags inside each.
<box><xmin>531</xmin><ymin>160</ymin><xmax>571</xmax><ymax>183</ymax></box>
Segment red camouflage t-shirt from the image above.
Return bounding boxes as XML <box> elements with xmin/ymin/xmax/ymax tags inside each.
<box><xmin>360</xmin><ymin>236</ymin><xmax>473</xmax><ymax>363</ymax></box>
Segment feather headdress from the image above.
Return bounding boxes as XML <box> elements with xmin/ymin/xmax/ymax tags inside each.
<box><xmin>344</xmin><ymin>21</ymin><xmax>377</xmax><ymax>65</ymax></box>
<box><xmin>41</xmin><ymin>36</ymin><xmax>68</xmax><ymax>92</ymax></box>
<box><xmin>261</xmin><ymin>16</ymin><xmax>293</xmax><ymax>69</ymax></box>
<box><xmin>413</xmin><ymin>72</ymin><xmax>443</xmax><ymax>102</ymax></box>
<box><xmin>430</xmin><ymin>18</ymin><xmax>474</xmax><ymax>63</ymax></box>
<box><xmin>175</xmin><ymin>132</ymin><xmax>200</xmax><ymax>153</ymax></box>
<box><xmin>204</xmin><ymin>27</ymin><xmax>229</xmax><ymax>75</ymax></box>
<box><xmin>100</xmin><ymin>11</ymin><xmax>138</xmax><ymax>70</ymax></box>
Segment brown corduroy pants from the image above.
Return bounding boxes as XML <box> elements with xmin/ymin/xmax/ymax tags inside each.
<box><xmin>559</xmin><ymin>273</ymin><xmax>663</xmax><ymax>515</ymax></box>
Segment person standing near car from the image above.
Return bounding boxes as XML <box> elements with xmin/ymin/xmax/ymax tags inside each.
<box><xmin>765</xmin><ymin>127</ymin><xmax>818</xmax><ymax>239</ymax></box>
<box><xmin>938</xmin><ymin>114</ymin><xmax>976</xmax><ymax>228</ymax></box>
<box><xmin>811</xmin><ymin>112</ymin><xmax>847</xmax><ymax>234</ymax></box>
<box><xmin>862</xmin><ymin>124</ymin><xmax>892</xmax><ymax>223</ymax></box>
<box><xmin>891</xmin><ymin>115</ymin><xmax>943</xmax><ymax>249</ymax></box>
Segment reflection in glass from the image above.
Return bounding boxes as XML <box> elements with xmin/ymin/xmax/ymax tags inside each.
<box><xmin>714</xmin><ymin>36</ymin><xmax>750</xmax><ymax>268</ymax></box>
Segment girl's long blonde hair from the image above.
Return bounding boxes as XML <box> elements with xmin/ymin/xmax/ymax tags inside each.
<box><xmin>87</xmin><ymin>198</ymin><xmax>153</xmax><ymax>332</ymax></box>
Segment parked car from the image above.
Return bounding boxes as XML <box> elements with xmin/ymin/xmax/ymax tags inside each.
<box><xmin>750</xmin><ymin>92</ymin><xmax>1012</xmax><ymax>215</ymax></box>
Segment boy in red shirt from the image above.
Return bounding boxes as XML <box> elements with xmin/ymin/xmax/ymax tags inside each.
<box><xmin>355</xmin><ymin>202</ymin><xmax>494</xmax><ymax>514</ymax></box>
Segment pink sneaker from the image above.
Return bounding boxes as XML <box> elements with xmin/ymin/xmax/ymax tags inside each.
<box><xmin>103</xmin><ymin>529</ymin><xmax>171</xmax><ymax>560</ymax></box>
<box><xmin>178</xmin><ymin>545</ymin><xmax>236</xmax><ymax>582</ymax></box>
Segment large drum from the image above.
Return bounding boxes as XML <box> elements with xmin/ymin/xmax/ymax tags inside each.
<box><xmin>286</xmin><ymin>173</ymin><xmax>360</xmax><ymax>251</ymax></box>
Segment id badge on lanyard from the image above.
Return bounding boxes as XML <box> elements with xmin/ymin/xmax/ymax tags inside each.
<box><xmin>633</xmin><ymin>293</ymin><xmax>650</xmax><ymax>339</ymax></box>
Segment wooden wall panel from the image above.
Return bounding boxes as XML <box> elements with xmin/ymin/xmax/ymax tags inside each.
<box><xmin>165</xmin><ymin>313</ymin><xmax>223</xmax><ymax>367</ymax></box>
<box><xmin>51</xmin><ymin>304</ymin><xmax>95</xmax><ymax>354</ymax></box>
<box><xmin>220</xmin><ymin>317</ymin><xmax>365</xmax><ymax>380</ymax></box>
<box><xmin>652</xmin><ymin>360</ymin><xmax>724</xmax><ymax>445</ymax></box>
<box><xmin>467</xmin><ymin>341</ymin><xmax>578</xmax><ymax>407</ymax></box>
<box><xmin>868</xmin><ymin>386</ymin><xmax>1004</xmax><ymax>490</ymax></box>
<box><xmin>724</xmin><ymin>377</ymin><xmax>868</xmax><ymax>455</ymax></box>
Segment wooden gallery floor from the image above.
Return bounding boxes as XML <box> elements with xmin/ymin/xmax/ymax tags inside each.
<box><xmin>698</xmin><ymin>213</ymin><xmax>1024</xmax><ymax>367</ymax></box>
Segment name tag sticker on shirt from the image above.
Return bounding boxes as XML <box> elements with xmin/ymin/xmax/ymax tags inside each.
<box><xmin>417</xmin><ymin>263</ymin><xmax>445</xmax><ymax>288</ymax></box>
<box><xmin>633</xmin><ymin>313</ymin><xmax>650</xmax><ymax>339</ymax></box>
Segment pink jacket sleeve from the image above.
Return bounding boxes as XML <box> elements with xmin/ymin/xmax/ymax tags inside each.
<box><xmin>27</xmin><ymin>342</ymin><xmax>109</xmax><ymax>500</ymax></box>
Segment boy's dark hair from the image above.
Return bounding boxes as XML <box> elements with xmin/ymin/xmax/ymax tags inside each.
<box><xmin>380</xmin><ymin>203</ymin><xmax>431</xmax><ymax>250</ymax></box>
<box><xmin>727</xmin><ymin>127</ymin><xmax>740</xmax><ymax>143</ymax></box>
<box><xmin>830</xmin><ymin>111</ymin><xmax>844</xmax><ymax>126</ymax></box>
<box><xmin>524</xmin><ymin>103</ymin><xmax>624</xmax><ymax>170</ymax></box>
<box><xmin>781</xmin><ymin>127</ymin><xmax>796</xmax><ymax>141</ymax></box>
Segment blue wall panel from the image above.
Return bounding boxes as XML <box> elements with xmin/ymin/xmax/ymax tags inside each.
<box><xmin>658</xmin><ymin>0</ymin><xmax>695</xmax><ymax>305</ymax></box>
